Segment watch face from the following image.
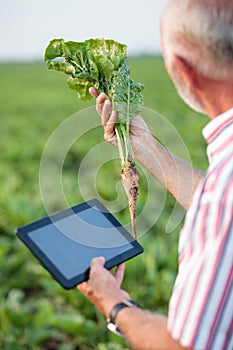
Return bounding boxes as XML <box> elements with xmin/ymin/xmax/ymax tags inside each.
<box><xmin>107</xmin><ymin>321</ymin><xmax>124</xmax><ymax>337</ymax></box>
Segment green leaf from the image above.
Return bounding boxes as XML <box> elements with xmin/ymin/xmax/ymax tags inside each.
<box><xmin>44</xmin><ymin>38</ymin><xmax>68</xmax><ymax>61</ymax></box>
<box><xmin>47</xmin><ymin>61</ymin><xmax>76</xmax><ymax>77</ymax></box>
<box><xmin>67</xmin><ymin>77</ymin><xmax>94</xmax><ymax>100</ymax></box>
<box><xmin>111</xmin><ymin>59</ymin><xmax>144</xmax><ymax>120</ymax></box>
<box><xmin>95</xmin><ymin>54</ymin><xmax>114</xmax><ymax>81</ymax></box>
<box><xmin>44</xmin><ymin>38</ymin><xmax>128</xmax><ymax>101</ymax></box>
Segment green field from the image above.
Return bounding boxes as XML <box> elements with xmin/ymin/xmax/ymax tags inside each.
<box><xmin>0</xmin><ymin>57</ymin><xmax>208</xmax><ymax>350</ymax></box>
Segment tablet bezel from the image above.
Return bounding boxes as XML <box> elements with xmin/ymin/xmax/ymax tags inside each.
<box><xmin>16</xmin><ymin>199</ymin><xmax>143</xmax><ymax>289</ymax></box>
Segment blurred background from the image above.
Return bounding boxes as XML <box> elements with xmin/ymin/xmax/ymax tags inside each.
<box><xmin>0</xmin><ymin>1</ymin><xmax>208</xmax><ymax>349</ymax></box>
<box><xmin>1</xmin><ymin>0</ymin><xmax>166</xmax><ymax>62</ymax></box>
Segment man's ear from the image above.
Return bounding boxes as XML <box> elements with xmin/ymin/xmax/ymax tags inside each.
<box><xmin>172</xmin><ymin>55</ymin><xmax>198</xmax><ymax>89</ymax></box>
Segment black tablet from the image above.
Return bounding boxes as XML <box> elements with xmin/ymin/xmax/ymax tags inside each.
<box><xmin>16</xmin><ymin>199</ymin><xmax>143</xmax><ymax>289</ymax></box>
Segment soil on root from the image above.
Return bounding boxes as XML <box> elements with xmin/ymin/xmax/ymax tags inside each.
<box><xmin>120</xmin><ymin>161</ymin><xmax>139</xmax><ymax>240</ymax></box>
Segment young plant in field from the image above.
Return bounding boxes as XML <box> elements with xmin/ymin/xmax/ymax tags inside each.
<box><xmin>44</xmin><ymin>38</ymin><xmax>144</xmax><ymax>239</ymax></box>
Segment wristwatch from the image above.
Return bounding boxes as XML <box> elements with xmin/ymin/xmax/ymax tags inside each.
<box><xmin>107</xmin><ymin>300</ymin><xmax>141</xmax><ymax>337</ymax></box>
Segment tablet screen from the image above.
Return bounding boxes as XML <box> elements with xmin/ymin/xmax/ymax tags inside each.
<box><xmin>17</xmin><ymin>199</ymin><xmax>143</xmax><ymax>289</ymax></box>
<box><xmin>27</xmin><ymin>206</ymin><xmax>136</xmax><ymax>280</ymax></box>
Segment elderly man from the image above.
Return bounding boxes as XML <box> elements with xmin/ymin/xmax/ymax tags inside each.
<box><xmin>78</xmin><ymin>1</ymin><xmax>233</xmax><ymax>349</ymax></box>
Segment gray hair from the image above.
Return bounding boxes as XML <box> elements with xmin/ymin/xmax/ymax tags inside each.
<box><xmin>162</xmin><ymin>0</ymin><xmax>233</xmax><ymax>79</ymax></box>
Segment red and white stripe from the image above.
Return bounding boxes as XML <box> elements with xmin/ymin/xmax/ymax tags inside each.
<box><xmin>168</xmin><ymin>108</ymin><xmax>233</xmax><ymax>350</ymax></box>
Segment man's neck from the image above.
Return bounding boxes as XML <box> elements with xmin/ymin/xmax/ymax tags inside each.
<box><xmin>201</xmin><ymin>78</ymin><xmax>233</xmax><ymax>120</ymax></box>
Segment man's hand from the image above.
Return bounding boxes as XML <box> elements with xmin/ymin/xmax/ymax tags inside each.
<box><xmin>77</xmin><ymin>257</ymin><xmax>130</xmax><ymax>318</ymax></box>
<box><xmin>89</xmin><ymin>87</ymin><xmax>152</xmax><ymax>155</ymax></box>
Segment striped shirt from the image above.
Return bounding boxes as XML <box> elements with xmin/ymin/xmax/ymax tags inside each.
<box><xmin>168</xmin><ymin>108</ymin><xmax>233</xmax><ymax>350</ymax></box>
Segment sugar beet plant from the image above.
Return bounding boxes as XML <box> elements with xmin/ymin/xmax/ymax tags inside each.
<box><xmin>44</xmin><ymin>38</ymin><xmax>144</xmax><ymax>239</ymax></box>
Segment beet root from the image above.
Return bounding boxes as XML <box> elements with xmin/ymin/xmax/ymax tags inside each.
<box><xmin>120</xmin><ymin>161</ymin><xmax>139</xmax><ymax>240</ymax></box>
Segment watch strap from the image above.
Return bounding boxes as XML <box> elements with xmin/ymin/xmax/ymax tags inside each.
<box><xmin>107</xmin><ymin>300</ymin><xmax>141</xmax><ymax>336</ymax></box>
<box><xmin>109</xmin><ymin>300</ymin><xmax>140</xmax><ymax>324</ymax></box>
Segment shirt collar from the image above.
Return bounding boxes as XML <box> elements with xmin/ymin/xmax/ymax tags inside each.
<box><xmin>202</xmin><ymin>107</ymin><xmax>233</xmax><ymax>164</ymax></box>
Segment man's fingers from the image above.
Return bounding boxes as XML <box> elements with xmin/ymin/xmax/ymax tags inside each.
<box><xmin>115</xmin><ymin>263</ymin><xmax>125</xmax><ymax>286</ymax></box>
<box><xmin>90</xmin><ymin>256</ymin><xmax>106</xmax><ymax>270</ymax></box>
<box><xmin>89</xmin><ymin>87</ymin><xmax>99</xmax><ymax>99</ymax></box>
<box><xmin>107</xmin><ymin>109</ymin><xmax>118</xmax><ymax>127</ymax></box>
<box><xmin>77</xmin><ymin>257</ymin><xmax>105</xmax><ymax>294</ymax></box>
<box><xmin>96</xmin><ymin>93</ymin><xmax>107</xmax><ymax>115</ymax></box>
<box><xmin>77</xmin><ymin>281</ymin><xmax>87</xmax><ymax>292</ymax></box>
<box><xmin>77</xmin><ymin>282</ymin><xmax>93</xmax><ymax>296</ymax></box>
<box><xmin>102</xmin><ymin>100</ymin><xmax>117</xmax><ymax>128</ymax></box>
<box><xmin>101</xmin><ymin>100</ymin><xmax>112</xmax><ymax>126</ymax></box>
<box><xmin>88</xmin><ymin>87</ymin><xmax>105</xmax><ymax>116</ymax></box>
<box><xmin>104</xmin><ymin>109</ymin><xmax>118</xmax><ymax>139</ymax></box>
